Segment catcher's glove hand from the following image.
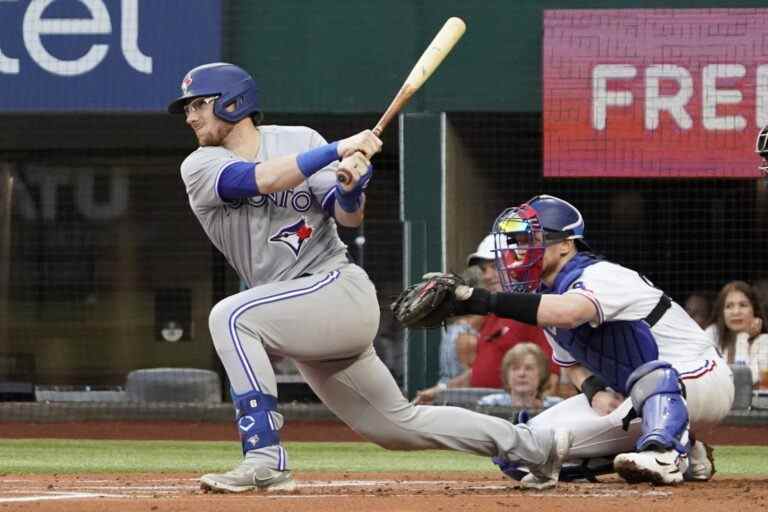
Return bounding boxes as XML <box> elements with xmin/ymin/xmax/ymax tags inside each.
<box><xmin>391</xmin><ymin>272</ymin><xmax>470</xmax><ymax>328</ymax></box>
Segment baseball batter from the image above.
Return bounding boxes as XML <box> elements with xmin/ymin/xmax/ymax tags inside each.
<box><xmin>442</xmin><ymin>195</ymin><xmax>734</xmax><ymax>487</ymax></box>
<box><xmin>167</xmin><ymin>62</ymin><xmax>570</xmax><ymax>493</ymax></box>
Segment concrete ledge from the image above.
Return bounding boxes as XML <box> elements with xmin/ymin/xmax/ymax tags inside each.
<box><xmin>0</xmin><ymin>401</ymin><xmax>338</xmax><ymax>423</ymax></box>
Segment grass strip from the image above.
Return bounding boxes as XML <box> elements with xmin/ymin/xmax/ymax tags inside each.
<box><xmin>0</xmin><ymin>440</ymin><xmax>765</xmax><ymax>476</ymax></box>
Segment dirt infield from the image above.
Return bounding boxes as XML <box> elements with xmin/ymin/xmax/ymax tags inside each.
<box><xmin>1</xmin><ymin>421</ymin><xmax>767</xmax><ymax>511</ymax></box>
<box><xmin>1</xmin><ymin>473</ymin><xmax>768</xmax><ymax>512</ymax></box>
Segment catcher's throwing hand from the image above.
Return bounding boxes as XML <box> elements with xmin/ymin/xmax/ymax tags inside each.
<box><xmin>591</xmin><ymin>390</ymin><xmax>624</xmax><ymax>416</ymax></box>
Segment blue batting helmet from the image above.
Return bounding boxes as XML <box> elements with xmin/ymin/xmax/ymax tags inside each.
<box><xmin>491</xmin><ymin>195</ymin><xmax>589</xmax><ymax>292</ymax></box>
<box><xmin>167</xmin><ymin>62</ymin><xmax>260</xmax><ymax>123</ymax></box>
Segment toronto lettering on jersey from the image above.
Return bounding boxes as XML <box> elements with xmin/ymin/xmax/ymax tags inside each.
<box><xmin>226</xmin><ymin>189</ymin><xmax>313</xmax><ymax>213</ymax></box>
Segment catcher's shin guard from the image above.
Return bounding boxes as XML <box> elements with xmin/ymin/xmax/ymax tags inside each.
<box><xmin>232</xmin><ymin>389</ymin><xmax>282</xmax><ymax>454</ymax></box>
<box><xmin>626</xmin><ymin>361</ymin><xmax>690</xmax><ymax>454</ymax></box>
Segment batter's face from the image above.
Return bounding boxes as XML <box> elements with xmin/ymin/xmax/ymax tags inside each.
<box><xmin>184</xmin><ymin>96</ymin><xmax>235</xmax><ymax>146</ymax></box>
<box><xmin>723</xmin><ymin>290</ymin><xmax>756</xmax><ymax>333</ymax></box>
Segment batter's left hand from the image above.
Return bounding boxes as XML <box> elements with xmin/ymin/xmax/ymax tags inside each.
<box><xmin>591</xmin><ymin>390</ymin><xmax>624</xmax><ymax>416</ymax></box>
<box><xmin>336</xmin><ymin>153</ymin><xmax>372</xmax><ymax>193</ymax></box>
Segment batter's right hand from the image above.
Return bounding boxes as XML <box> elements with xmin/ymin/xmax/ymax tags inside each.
<box><xmin>336</xmin><ymin>152</ymin><xmax>372</xmax><ymax>192</ymax></box>
<box><xmin>591</xmin><ymin>390</ymin><xmax>624</xmax><ymax>416</ymax></box>
<box><xmin>338</xmin><ymin>129</ymin><xmax>382</xmax><ymax>159</ymax></box>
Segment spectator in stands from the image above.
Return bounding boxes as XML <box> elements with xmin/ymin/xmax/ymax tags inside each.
<box><xmin>469</xmin><ymin>311</ymin><xmax>557</xmax><ymax>391</ymax></box>
<box><xmin>705</xmin><ymin>281</ymin><xmax>768</xmax><ymax>390</ymax></box>
<box><xmin>478</xmin><ymin>343</ymin><xmax>563</xmax><ymax>409</ymax></box>
<box><xmin>752</xmin><ymin>278</ymin><xmax>768</xmax><ymax>321</ymax></box>
<box><xmin>684</xmin><ymin>290</ymin><xmax>714</xmax><ymax>330</ymax></box>
<box><xmin>437</xmin><ymin>266</ymin><xmax>485</xmax><ymax>381</ymax></box>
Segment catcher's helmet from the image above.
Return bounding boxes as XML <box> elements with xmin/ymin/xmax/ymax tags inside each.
<box><xmin>756</xmin><ymin>125</ymin><xmax>768</xmax><ymax>175</ymax></box>
<box><xmin>167</xmin><ymin>62</ymin><xmax>260</xmax><ymax>123</ymax></box>
<box><xmin>491</xmin><ymin>195</ymin><xmax>588</xmax><ymax>292</ymax></box>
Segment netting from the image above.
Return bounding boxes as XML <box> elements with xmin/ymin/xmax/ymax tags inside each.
<box><xmin>0</xmin><ymin>113</ymin><xmax>402</xmax><ymax>408</ymax></box>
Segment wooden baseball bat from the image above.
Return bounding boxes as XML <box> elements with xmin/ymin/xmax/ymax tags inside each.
<box><xmin>337</xmin><ymin>17</ymin><xmax>467</xmax><ymax>184</ymax></box>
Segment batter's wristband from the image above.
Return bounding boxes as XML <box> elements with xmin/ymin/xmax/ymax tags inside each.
<box><xmin>580</xmin><ymin>375</ymin><xmax>608</xmax><ymax>406</ymax></box>
<box><xmin>296</xmin><ymin>141</ymin><xmax>340</xmax><ymax>178</ymax></box>
<box><xmin>334</xmin><ymin>183</ymin><xmax>364</xmax><ymax>212</ymax></box>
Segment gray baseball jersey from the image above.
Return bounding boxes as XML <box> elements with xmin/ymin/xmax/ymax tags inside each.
<box><xmin>181</xmin><ymin>125</ymin><xmax>349</xmax><ymax>287</ymax></box>
<box><xmin>181</xmin><ymin>125</ymin><xmax>554</xmax><ymax>475</ymax></box>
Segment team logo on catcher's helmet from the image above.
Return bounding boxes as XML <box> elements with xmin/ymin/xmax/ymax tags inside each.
<box><xmin>269</xmin><ymin>218</ymin><xmax>314</xmax><ymax>257</ymax></box>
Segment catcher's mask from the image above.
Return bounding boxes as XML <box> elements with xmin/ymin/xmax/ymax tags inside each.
<box><xmin>492</xmin><ymin>195</ymin><xmax>589</xmax><ymax>293</ymax></box>
<box><xmin>756</xmin><ymin>125</ymin><xmax>768</xmax><ymax>175</ymax></box>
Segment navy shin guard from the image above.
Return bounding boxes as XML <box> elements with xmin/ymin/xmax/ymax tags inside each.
<box><xmin>232</xmin><ymin>389</ymin><xmax>281</xmax><ymax>454</ymax></box>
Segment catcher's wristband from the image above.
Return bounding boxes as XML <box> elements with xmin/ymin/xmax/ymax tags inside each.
<box><xmin>580</xmin><ymin>375</ymin><xmax>608</xmax><ymax>406</ymax></box>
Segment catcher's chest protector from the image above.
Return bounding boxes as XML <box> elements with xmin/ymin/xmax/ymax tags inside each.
<box><xmin>543</xmin><ymin>254</ymin><xmax>660</xmax><ymax>393</ymax></box>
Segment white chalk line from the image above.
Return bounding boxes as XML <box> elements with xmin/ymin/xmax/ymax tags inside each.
<box><xmin>0</xmin><ymin>478</ymin><xmax>671</xmax><ymax>503</ymax></box>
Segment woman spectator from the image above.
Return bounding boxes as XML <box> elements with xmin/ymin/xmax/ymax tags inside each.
<box><xmin>478</xmin><ymin>343</ymin><xmax>563</xmax><ymax>409</ymax></box>
<box><xmin>705</xmin><ymin>281</ymin><xmax>768</xmax><ymax>390</ymax></box>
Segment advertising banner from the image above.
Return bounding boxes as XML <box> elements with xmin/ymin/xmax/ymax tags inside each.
<box><xmin>0</xmin><ymin>0</ymin><xmax>221</xmax><ymax>111</ymax></box>
<box><xmin>543</xmin><ymin>9</ymin><xmax>768</xmax><ymax>178</ymax></box>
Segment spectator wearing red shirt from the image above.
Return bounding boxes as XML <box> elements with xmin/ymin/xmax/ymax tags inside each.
<box><xmin>470</xmin><ymin>315</ymin><xmax>559</xmax><ymax>391</ymax></box>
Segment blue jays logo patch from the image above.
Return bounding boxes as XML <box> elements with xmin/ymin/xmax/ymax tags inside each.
<box><xmin>181</xmin><ymin>74</ymin><xmax>192</xmax><ymax>94</ymax></box>
<box><xmin>269</xmin><ymin>218</ymin><xmax>314</xmax><ymax>257</ymax></box>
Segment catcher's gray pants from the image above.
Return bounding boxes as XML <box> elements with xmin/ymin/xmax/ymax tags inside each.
<box><xmin>208</xmin><ymin>263</ymin><xmax>553</xmax><ymax>469</ymax></box>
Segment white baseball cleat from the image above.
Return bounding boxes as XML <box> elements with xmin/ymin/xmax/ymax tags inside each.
<box><xmin>685</xmin><ymin>440</ymin><xmax>715</xmax><ymax>481</ymax></box>
<box><xmin>520</xmin><ymin>429</ymin><xmax>573</xmax><ymax>490</ymax></box>
<box><xmin>200</xmin><ymin>462</ymin><xmax>296</xmax><ymax>493</ymax></box>
<box><xmin>614</xmin><ymin>448</ymin><xmax>689</xmax><ymax>485</ymax></box>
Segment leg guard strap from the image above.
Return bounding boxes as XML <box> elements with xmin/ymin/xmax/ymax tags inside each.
<box><xmin>626</xmin><ymin>361</ymin><xmax>690</xmax><ymax>454</ymax></box>
<box><xmin>232</xmin><ymin>389</ymin><xmax>281</xmax><ymax>454</ymax></box>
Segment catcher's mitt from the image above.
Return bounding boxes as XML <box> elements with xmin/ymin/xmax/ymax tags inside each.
<box><xmin>391</xmin><ymin>272</ymin><xmax>465</xmax><ymax>328</ymax></box>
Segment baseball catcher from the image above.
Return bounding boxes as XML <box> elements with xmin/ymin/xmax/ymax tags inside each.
<box><xmin>394</xmin><ymin>195</ymin><xmax>733</xmax><ymax>488</ymax></box>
